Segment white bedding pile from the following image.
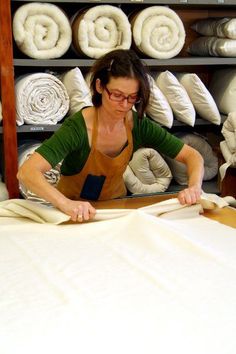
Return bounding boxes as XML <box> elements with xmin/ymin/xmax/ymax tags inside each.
<box><xmin>15</xmin><ymin>73</ymin><xmax>69</xmax><ymax>125</ymax></box>
<box><xmin>219</xmin><ymin>112</ymin><xmax>236</xmax><ymax>180</ymax></box>
<box><xmin>189</xmin><ymin>17</ymin><xmax>236</xmax><ymax>57</ymax></box>
<box><xmin>131</xmin><ymin>6</ymin><xmax>185</xmax><ymax>59</ymax></box>
<box><xmin>12</xmin><ymin>2</ymin><xmax>72</xmax><ymax>59</ymax></box>
<box><xmin>18</xmin><ymin>142</ymin><xmax>61</xmax><ymax>203</ymax></box>
<box><xmin>0</xmin><ymin>195</ymin><xmax>236</xmax><ymax>354</ymax></box>
<box><xmin>123</xmin><ymin>148</ymin><xmax>172</xmax><ymax>194</ymax></box>
<box><xmin>72</xmin><ymin>5</ymin><xmax>131</xmax><ymax>58</ymax></box>
<box><xmin>0</xmin><ymin>174</ymin><xmax>8</xmax><ymax>201</ymax></box>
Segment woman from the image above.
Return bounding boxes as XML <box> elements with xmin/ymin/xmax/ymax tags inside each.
<box><xmin>17</xmin><ymin>49</ymin><xmax>204</xmax><ymax>222</ymax></box>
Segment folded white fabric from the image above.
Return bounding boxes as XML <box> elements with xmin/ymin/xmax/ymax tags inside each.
<box><xmin>0</xmin><ymin>192</ymin><xmax>229</xmax><ymax>224</ymax></box>
<box><xmin>0</xmin><ymin>101</ymin><xmax>2</xmax><ymax>122</ymax></box>
<box><xmin>123</xmin><ymin>148</ymin><xmax>172</xmax><ymax>194</ymax></box>
<box><xmin>165</xmin><ymin>133</ymin><xmax>219</xmax><ymax>185</ymax></box>
<box><xmin>176</xmin><ymin>73</ymin><xmax>221</xmax><ymax>125</ymax></box>
<box><xmin>146</xmin><ymin>75</ymin><xmax>174</xmax><ymax>128</ymax></box>
<box><xmin>156</xmin><ymin>71</ymin><xmax>196</xmax><ymax>126</ymax></box>
<box><xmin>18</xmin><ymin>142</ymin><xmax>61</xmax><ymax>203</ymax></box>
<box><xmin>71</xmin><ymin>5</ymin><xmax>131</xmax><ymax>59</ymax></box>
<box><xmin>61</xmin><ymin>67</ymin><xmax>92</xmax><ymax>115</ymax></box>
<box><xmin>188</xmin><ymin>36</ymin><xmax>236</xmax><ymax>57</ymax></box>
<box><xmin>209</xmin><ymin>68</ymin><xmax>236</xmax><ymax>115</ymax></box>
<box><xmin>131</xmin><ymin>6</ymin><xmax>185</xmax><ymax>59</ymax></box>
<box><xmin>12</xmin><ymin>2</ymin><xmax>72</xmax><ymax>59</ymax></box>
<box><xmin>191</xmin><ymin>18</ymin><xmax>236</xmax><ymax>39</ymax></box>
<box><xmin>15</xmin><ymin>73</ymin><xmax>69</xmax><ymax>126</ymax></box>
<box><xmin>219</xmin><ymin>112</ymin><xmax>236</xmax><ymax>180</ymax></box>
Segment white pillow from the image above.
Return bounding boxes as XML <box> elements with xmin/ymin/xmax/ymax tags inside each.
<box><xmin>155</xmin><ymin>71</ymin><xmax>196</xmax><ymax>126</ymax></box>
<box><xmin>0</xmin><ymin>175</ymin><xmax>9</xmax><ymax>201</ymax></box>
<box><xmin>177</xmin><ymin>73</ymin><xmax>221</xmax><ymax>125</ymax></box>
<box><xmin>165</xmin><ymin>133</ymin><xmax>219</xmax><ymax>185</ymax></box>
<box><xmin>188</xmin><ymin>36</ymin><xmax>236</xmax><ymax>57</ymax></box>
<box><xmin>146</xmin><ymin>75</ymin><xmax>173</xmax><ymax>128</ymax></box>
<box><xmin>61</xmin><ymin>67</ymin><xmax>92</xmax><ymax>115</ymax></box>
<box><xmin>191</xmin><ymin>18</ymin><xmax>236</xmax><ymax>39</ymax></box>
<box><xmin>209</xmin><ymin>69</ymin><xmax>236</xmax><ymax>115</ymax></box>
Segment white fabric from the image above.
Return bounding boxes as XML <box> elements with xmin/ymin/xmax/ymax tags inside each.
<box><xmin>146</xmin><ymin>75</ymin><xmax>174</xmax><ymax>128</ymax></box>
<box><xmin>209</xmin><ymin>68</ymin><xmax>236</xmax><ymax>115</ymax></box>
<box><xmin>191</xmin><ymin>18</ymin><xmax>236</xmax><ymax>39</ymax></box>
<box><xmin>165</xmin><ymin>133</ymin><xmax>218</xmax><ymax>185</ymax></box>
<box><xmin>176</xmin><ymin>73</ymin><xmax>221</xmax><ymax>125</ymax></box>
<box><xmin>131</xmin><ymin>6</ymin><xmax>185</xmax><ymax>59</ymax></box>
<box><xmin>156</xmin><ymin>71</ymin><xmax>196</xmax><ymax>126</ymax></box>
<box><xmin>0</xmin><ymin>175</ymin><xmax>8</xmax><ymax>201</ymax></box>
<box><xmin>219</xmin><ymin>112</ymin><xmax>236</xmax><ymax>180</ymax></box>
<box><xmin>0</xmin><ymin>101</ymin><xmax>2</xmax><ymax>122</ymax></box>
<box><xmin>18</xmin><ymin>142</ymin><xmax>61</xmax><ymax>203</ymax></box>
<box><xmin>12</xmin><ymin>3</ymin><xmax>72</xmax><ymax>59</ymax></box>
<box><xmin>61</xmin><ymin>67</ymin><xmax>92</xmax><ymax>115</ymax></box>
<box><xmin>72</xmin><ymin>5</ymin><xmax>131</xmax><ymax>59</ymax></box>
<box><xmin>123</xmin><ymin>148</ymin><xmax>172</xmax><ymax>194</ymax></box>
<box><xmin>15</xmin><ymin>73</ymin><xmax>69</xmax><ymax>126</ymax></box>
<box><xmin>188</xmin><ymin>36</ymin><xmax>236</xmax><ymax>57</ymax></box>
<box><xmin>0</xmin><ymin>198</ymin><xmax>236</xmax><ymax>354</ymax></box>
<box><xmin>0</xmin><ymin>193</ymin><xmax>229</xmax><ymax>225</ymax></box>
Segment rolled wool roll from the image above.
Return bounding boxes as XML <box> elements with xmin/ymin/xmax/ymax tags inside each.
<box><xmin>13</xmin><ymin>2</ymin><xmax>72</xmax><ymax>59</ymax></box>
<box><xmin>131</xmin><ymin>6</ymin><xmax>185</xmax><ymax>59</ymax></box>
<box><xmin>15</xmin><ymin>73</ymin><xmax>69</xmax><ymax>126</ymax></box>
<box><xmin>72</xmin><ymin>5</ymin><xmax>132</xmax><ymax>58</ymax></box>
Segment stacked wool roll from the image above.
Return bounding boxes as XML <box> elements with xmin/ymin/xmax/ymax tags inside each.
<box><xmin>130</xmin><ymin>6</ymin><xmax>185</xmax><ymax>59</ymax></box>
<box><xmin>188</xmin><ymin>17</ymin><xmax>236</xmax><ymax>57</ymax></box>
<box><xmin>12</xmin><ymin>2</ymin><xmax>72</xmax><ymax>59</ymax></box>
<box><xmin>71</xmin><ymin>5</ymin><xmax>132</xmax><ymax>59</ymax></box>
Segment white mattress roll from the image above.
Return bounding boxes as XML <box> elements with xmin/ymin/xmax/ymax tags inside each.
<box><xmin>15</xmin><ymin>73</ymin><xmax>69</xmax><ymax>126</ymax></box>
<box><xmin>72</xmin><ymin>5</ymin><xmax>132</xmax><ymax>58</ymax></box>
<box><xmin>13</xmin><ymin>2</ymin><xmax>72</xmax><ymax>59</ymax></box>
<box><xmin>18</xmin><ymin>142</ymin><xmax>61</xmax><ymax>203</ymax></box>
<box><xmin>123</xmin><ymin>148</ymin><xmax>172</xmax><ymax>194</ymax></box>
<box><xmin>131</xmin><ymin>6</ymin><xmax>185</xmax><ymax>59</ymax></box>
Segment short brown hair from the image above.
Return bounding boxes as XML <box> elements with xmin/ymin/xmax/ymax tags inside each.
<box><xmin>89</xmin><ymin>49</ymin><xmax>150</xmax><ymax>119</ymax></box>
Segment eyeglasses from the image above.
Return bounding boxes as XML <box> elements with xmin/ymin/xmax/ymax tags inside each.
<box><xmin>105</xmin><ymin>86</ymin><xmax>141</xmax><ymax>104</ymax></box>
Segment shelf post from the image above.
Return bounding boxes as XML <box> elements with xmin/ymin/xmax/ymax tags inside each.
<box><xmin>0</xmin><ymin>0</ymin><xmax>19</xmax><ymax>198</ymax></box>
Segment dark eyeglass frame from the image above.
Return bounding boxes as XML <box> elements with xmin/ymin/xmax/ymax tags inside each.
<box><xmin>104</xmin><ymin>86</ymin><xmax>141</xmax><ymax>104</ymax></box>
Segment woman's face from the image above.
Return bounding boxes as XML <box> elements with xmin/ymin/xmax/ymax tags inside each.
<box><xmin>96</xmin><ymin>76</ymin><xmax>140</xmax><ymax>118</ymax></box>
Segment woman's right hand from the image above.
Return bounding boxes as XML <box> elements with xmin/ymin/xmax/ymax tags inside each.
<box><xmin>59</xmin><ymin>199</ymin><xmax>96</xmax><ymax>222</ymax></box>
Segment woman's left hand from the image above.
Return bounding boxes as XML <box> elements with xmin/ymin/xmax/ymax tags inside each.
<box><xmin>177</xmin><ymin>185</ymin><xmax>202</xmax><ymax>205</ymax></box>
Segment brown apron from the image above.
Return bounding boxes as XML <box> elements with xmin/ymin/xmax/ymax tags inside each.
<box><xmin>57</xmin><ymin>112</ymin><xmax>133</xmax><ymax>201</ymax></box>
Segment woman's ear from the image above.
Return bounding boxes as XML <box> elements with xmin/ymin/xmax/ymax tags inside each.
<box><xmin>95</xmin><ymin>78</ymin><xmax>103</xmax><ymax>94</ymax></box>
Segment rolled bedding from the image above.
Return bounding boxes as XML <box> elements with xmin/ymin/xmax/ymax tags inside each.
<box><xmin>12</xmin><ymin>2</ymin><xmax>72</xmax><ymax>59</ymax></box>
<box><xmin>18</xmin><ymin>142</ymin><xmax>61</xmax><ymax>203</ymax></box>
<box><xmin>123</xmin><ymin>148</ymin><xmax>172</xmax><ymax>195</ymax></box>
<box><xmin>130</xmin><ymin>6</ymin><xmax>185</xmax><ymax>59</ymax></box>
<box><xmin>72</xmin><ymin>5</ymin><xmax>132</xmax><ymax>58</ymax></box>
<box><xmin>165</xmin><ymin>133</ymin><xmax>219</xmax><ymax>185</ymax></box>
<box><xmin>219</xmin><ymin>112</ymin><xmax>236</xmax><ymax>180</ymax></box>
<box><xmin>191</xmin><ymin>18</ymin><xmax>236</xmax><ymax>39</ymax></box>
<box><xmin>15</xmin><ymin>73</ymin><xmax>69</xmax><ymax>126</ymax></box>
<box><xmin>188</xmin><ymin>36</ymin><xmax>236</xmax><ymax>57</ymax></box>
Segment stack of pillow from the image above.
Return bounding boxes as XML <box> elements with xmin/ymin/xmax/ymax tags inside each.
<box><xmin>188</xmin><ymin>17</ymin><xmax>236</xmax><ymax>57</ymax></box>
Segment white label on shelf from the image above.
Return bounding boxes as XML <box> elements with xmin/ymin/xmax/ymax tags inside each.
<box><xmin>217</xmin><ymin>0</ymin><xmax>224</xmax><ymax>3</ymax></box>
<box><xmin>179</xmin><ymin>0</ymin><xmax>188</xmax><ymax>3</ymax></box>
<box><xmin>30</xmin><ymin>126</ymin><xmax>44</xmax><ymax>132</ymax></box>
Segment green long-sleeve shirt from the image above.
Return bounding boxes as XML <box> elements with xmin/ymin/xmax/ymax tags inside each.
<box><xmin>36</xmin><ymin>110</ymin><xmax>184</xmax><ymax>176</ymax></box>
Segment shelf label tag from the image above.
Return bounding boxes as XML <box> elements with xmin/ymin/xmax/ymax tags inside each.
<box><xmin>30</xmin><ymin>126</ymin><xmax>44</xmax><ymax>132</ymax></box>
<box><xmin>179</xmin><ymin>0</ymin><xmax>188</xmax><ymax>3</ymax></box>
<box><xmin>217</xmin><ymin>0</ymin><xmax>224</xmax><ymax>3</ymax></box>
